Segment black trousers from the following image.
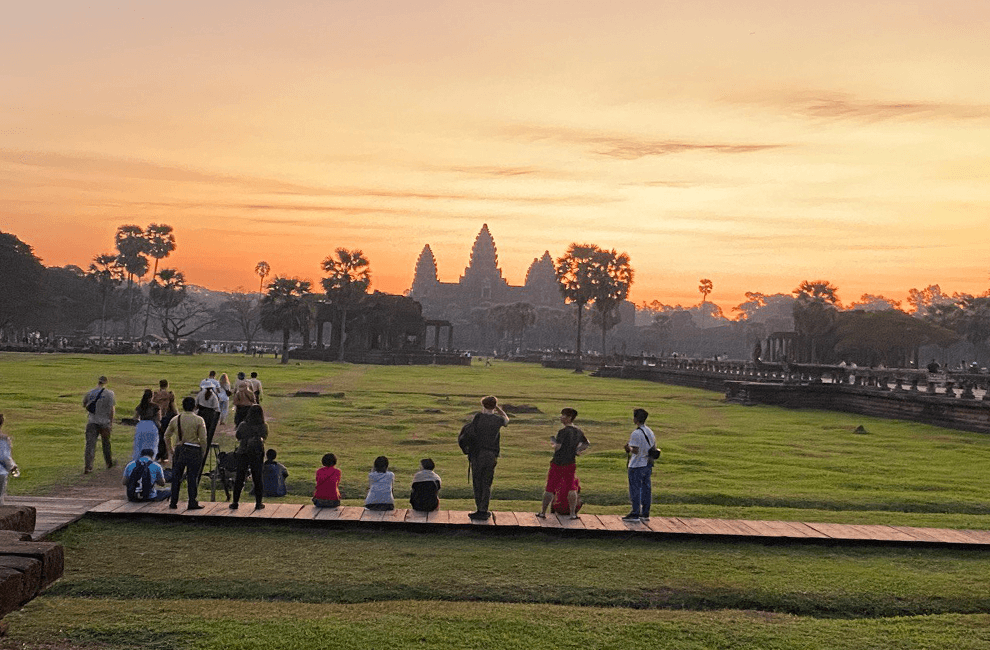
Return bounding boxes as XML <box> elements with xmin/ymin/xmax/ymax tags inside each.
<box><xmin>232</xmin><ymin>452</ymin><xmax>264</xmax><ymax>506</ymax></box>
<box><xmin>170</xmin><ymin>445</ymin><xmax>204</xmax><ymax>507</ymax></box>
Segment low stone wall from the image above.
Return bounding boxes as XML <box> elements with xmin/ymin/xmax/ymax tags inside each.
<box><xmin>724</xmin><ymin>382</ymin><xmax>990</xmax><ymax>434</ymax></box>
<box><xmin>0</xmin><ymin>508</ymin><xmax>64</xmax><ymax>627</ymax></box>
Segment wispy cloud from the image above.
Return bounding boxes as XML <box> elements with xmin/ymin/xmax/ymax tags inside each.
<box><xmin>502</xmin><ymin>124</ymin><xmax>786</xmax><ymax>160</ymax></box>
<box><xmin>732</xmin><ymin>91</ymin><xmax>990</xmax><ymax>123</ymax></box>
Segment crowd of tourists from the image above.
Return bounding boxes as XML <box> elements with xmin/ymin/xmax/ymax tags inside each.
<box><xmin>75</xmin><ymin>373</ymin><xmax>661</xmax><ymax>520</ymax></box>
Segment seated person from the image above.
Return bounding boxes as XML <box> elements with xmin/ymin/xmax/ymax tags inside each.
<box><xmin>122</xmin><ymin>448</ymin><xmax>171</xmax><ymax>502</ymax></box>
<box><xmin>409</xmin><ymin>457</ymin><xmax>442</xmax><ymax>512</ymax></box>
<box><xmin>364</xmin><ymin>455</ymin><xmax>394</xmax><ymax>511</ymax></box>
<box><xmin>313</xmin><ymin>453</ymin><xmax>341</xmax><ymax>508</ymax></box>
<box><xmin>261</xmin><ymin>448</ymin><xmax>289</xmax><ymax>497</ymax></box>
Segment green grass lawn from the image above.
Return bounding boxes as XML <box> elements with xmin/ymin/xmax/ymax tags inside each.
<box><xmin>2</xmin><ymin>352</ymin><xmax>989</xmax><ymax>649</ymax></box>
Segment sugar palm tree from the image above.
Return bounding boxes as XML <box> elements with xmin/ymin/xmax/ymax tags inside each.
<box><xmin>255</xmin><ymin>261</ymin><xmax>271</xmax><ymax>295</ymax></box>
<box><xmin>259</xmin><ymin>277</ymin><xmax>312</xmax><ymax>364</ymax></box>
<box><xmin>321</xmin><ymin>248</ymin><xmax>371</xmax><ymax>361</ymax></box>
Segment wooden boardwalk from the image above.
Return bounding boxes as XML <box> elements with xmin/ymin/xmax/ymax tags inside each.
<box><xmin>76</xmin><ymin>500</ymin><xmax>990</xmax><ymax>548</ymax></box>
<box><xmin>5</xmin><ymin>496</ymin><xmax>108</xmax><ymax>540</ymax></box>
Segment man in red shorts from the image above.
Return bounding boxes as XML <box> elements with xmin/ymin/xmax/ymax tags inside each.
<box><xmin>537</xmin><ymin>407</ymin><xmax>589</xmax><ymax>520</ymax></box>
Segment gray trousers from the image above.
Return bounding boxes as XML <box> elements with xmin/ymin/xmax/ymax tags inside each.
<box><xmin>84</xmin><ymin>423</ymin><xmax>113</xmax><ymax>471</ymax></box>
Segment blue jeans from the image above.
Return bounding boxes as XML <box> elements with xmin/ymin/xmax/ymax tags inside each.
<box><xmin>628</xmin><ymin>465</ymin><xmax>653</xmax><ymax>517</ymax></box>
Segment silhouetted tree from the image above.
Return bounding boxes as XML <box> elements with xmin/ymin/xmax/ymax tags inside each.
<box><xmin>255</xmin><ymin>261</ymin><xmax>271</xmax><ymax>295</ymax></box>
<box><xmin>114</xmin><ymin>224</ymin><xmax>149</xmax><ymax>339</ymax></box>
<box><xmin>88</xmin><ymin>253</ymin><xmax>125</xmax><ymax>344</ymax></box>
<box><xmin>589</xmin><ymin>248</ymin><xmax>633</xmax><ymax>361</ymax></box>
<box><xmin>793</xmin><ymin>280</ymin><xmax>841</xmax><ymax>362</ymax></box>
<box><xmin>489</xmin><ymin>302</ymin><xmax>537</xmax><ymax>354</ymax></box>
<box><xmin>699</xmin><ymin>278</ymin><xmax>713</xmax><ymax>303</ymax></box>
<box><xmin>260</xmin><ymin>277</ymin><xmax>312</xmax><ymax>364</ymax></box>
<box><xmin>555</xmin><ymin>243</ymin><xmax>600</xmax><ymax>372</ymax></box>
<box><xmin>141</xmin><ymin>223</ymin><xmax>176</xmax><ymax>339</ymax></box>
<box><xmin>221</xmin><ymin>291</ymin><xmax>263</xmax><ymax>352</ymax></box>
<box><xmin>321</xmin><ymin>248</ymin><xmax>371</xmax><ymax>361</ymax></box>
<box><xmin>150</xmin><ymin>269</ymin><xmax>215</xmax><ymax>353</ymax></box>
<box><xmin>0</xmin><ymin>232</ymin><xmax>46</xmax><ymax>337</ymax></box>
<box><xmin>848</xmin><ymin>294</ymin><xmax>902</xmax><ymax>312</ymax></box>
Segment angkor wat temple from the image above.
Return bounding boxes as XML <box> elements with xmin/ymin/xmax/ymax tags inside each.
<box><xmin>409</xmin><ymin>224</ymin><xmax>566</xmax><ymax>319</ymax></box>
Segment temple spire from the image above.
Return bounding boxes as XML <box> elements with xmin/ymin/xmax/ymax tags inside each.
<box><xmin>410</xmin><ymin>244</ymin><xmax>439</xmax><ymax>295</ymax></box>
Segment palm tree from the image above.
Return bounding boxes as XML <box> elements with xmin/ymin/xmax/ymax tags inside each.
<box><xmin>555</xmin><ymin>243</ymin><xmax>600</xmax><ymax>373</ymax></box>
<box><xmin>321</xmin><ymin>249</ymin><xmax>371</xmax><ymax>361</ymax></box>
<box><xmin>590</xmin><ymin>248</ymin><xmax>634</xmax><ymax>362</ymax></box>
<box><xmin>255</xmin><ymin>261</ymin><xmax>271</xmax><ymax>295</ymax></box>
<box><xmin>114</xmin><ymin>225</ymin><xmax>149</xmax><ymax>339</ymax></box>
<box><xmin>140</xmin><ymin>224</ymin><xmax>176</xmax><ymax>339</ymax></box>
<box><xmin>88</xmin><ymin>253</ymin><xmax>125</xmax><ymax>344</ymax></box>
<box><xmin>259</xmin><ymin>277</ymin><xmax>312</xmax><ymax>364</ymax></box>
<box><xmin>792</xmin><ymin>280</ymin><xmax>841</xmax><ymax>362</ymax></box>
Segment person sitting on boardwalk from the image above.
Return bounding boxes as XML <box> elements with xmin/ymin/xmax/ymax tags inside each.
<box><xmin>410</xmin><ymin>458</ymin><xmax>442</xmax><ymax>512</ymax></box>
<box><xmin>537</xmin><ymin>407</ymin><xmax>589</xmax><ymax>520</ymax></box>
<box><xmin>163</xmin><ymin>397</ymin><xmax>208</xmax><ymax>510</ymax></box>
<box><xmin>313</xmin><ymin>453</ymin><xmax>341</xmax><ymax>508</ymax></box>
<box><xmin>230</xmin><ymin>404</ymin><xmax>267</xmax><ymax>510</ymax></box>
<box><xmin>364</xmin><ymin>455</ymin><xmax>394</xmax><ymax>511</ymax></box>
<box><xmin>261</xmin><ymin>448</ymin><xmax>288</xmax><ymax>497</ymax></box>
<box><xmin>122</xmin><ymin>448</ymin><xmax>170</xmax><ymax>502</ymax></box>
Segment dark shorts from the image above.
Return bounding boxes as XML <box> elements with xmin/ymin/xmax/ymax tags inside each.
<box><xmin>544</xmin><ymin>462</ymin><xmax>578</xmax><ymax>494</ymax></box>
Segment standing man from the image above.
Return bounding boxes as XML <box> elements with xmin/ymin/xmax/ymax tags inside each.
<box><xmin>623</xmin><ymin>408</ymin><xmax>656</xmax><ymax>522</ymax></box>
<box><xmin>537</xmin><ymin>408</ymin><xmax>589</xmax><ymax>520</ymax></box>
<box><xmin>82</xmin><ymin>375</ymin><xmax>116</xmax><ymax>474</ymax></box>
<box><xmin>248</xmin><ymin>372</ymin><xmax>263</xmax><ymax>403</ymax></box>
<box><xmin>466</xmin><ymin>396</ymin><xmax>509</xmax><ymax>521</ymax></box>
<box><xmin>164</xmin><ymin>396</ymin><xmax>208</xmax><ymax>510</ymax></box>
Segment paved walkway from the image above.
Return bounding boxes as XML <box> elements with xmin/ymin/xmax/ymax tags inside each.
<box><xmin>79</xmin><ymin>500</ymin><xmax>990</xmax><ymax>547</ymax></box>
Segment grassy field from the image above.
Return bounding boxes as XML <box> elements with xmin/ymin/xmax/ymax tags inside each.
<box><xmin>1</xmin><ymin>352</ymin><xmax>989</xmax><ymax>648</ymax></box>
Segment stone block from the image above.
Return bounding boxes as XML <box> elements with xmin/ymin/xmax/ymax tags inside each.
<box><xmin>0</xmin><ymin>506</ymin><xmax>36</xmax><ymax>534</ymax></box>
<box><xmin>0</xmin><ymin>540</ymin><xmax>64</xmax><ymax>587</ymax></box>
<box><xmin>0</xmin><ymin>556</ymin><xmax>44</xmax><ymax>599</ymax></box>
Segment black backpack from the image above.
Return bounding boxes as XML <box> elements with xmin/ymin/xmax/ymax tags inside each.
<box><xmin>457</xmin><ymin>414</ymin><xmax>480</xmax><ymax>455</ymax></box>
<box><xmin>126</xmin><ymin>458</ymin><xmax>154</xmax><ymax>502</ymax></box>
<box><xmin>85</xmin><ymin>388</ymin><xmax>105</xmax><ymax>414</ymax></box>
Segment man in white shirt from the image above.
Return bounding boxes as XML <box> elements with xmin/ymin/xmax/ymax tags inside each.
<box><xmin>623</xmin><ymin>408</ymin><xmax>656</xmax><ymax>522</ymax></box>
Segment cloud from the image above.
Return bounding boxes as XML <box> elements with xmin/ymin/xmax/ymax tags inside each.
<box><xmin>502</xmin><ymin>124</ymin><xmax>786</xmax><ymax>160</ymax></box>
<box><xmin>732</xmin><ymin>91</ymin><xmax>990</xmax><ymax>123</ymax></box>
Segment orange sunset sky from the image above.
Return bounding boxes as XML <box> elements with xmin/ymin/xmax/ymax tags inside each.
<box><xmin>2</xmin><ymin>2</ymin><xmax>989</xmax><ymax>310</ymax></box>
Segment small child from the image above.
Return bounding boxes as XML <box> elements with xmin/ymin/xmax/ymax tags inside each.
<box><xmin>261</xmin><ymin>448</ymin><xmax>289</xmax><ymax>497</ymax></box>
<box><xmin>364</xmin><ymin>455</ymin><xmax>395</xmax><ymax>511</ymax></box>
<box><xmin>410</xmin><ymin>458</ymin><xmax>442</xmax><ymax>512</ymax></box>
<box><xmin>312</xmin><ymin>453</ymin><xmax>341</xmax><ymax>508</ymax></box>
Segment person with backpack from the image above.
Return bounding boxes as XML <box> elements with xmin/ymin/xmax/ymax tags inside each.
<box><xmin>122</xmin><ymin>448</ymin><xmax>170</xmax><ymax>502</ymax></box>
<box><xmin>460</xmin><ymin>395</ymin><xmax>509</xmax><ymax>521</ymax></box>
<box><xmin>164</xmin><ymin>396</ymin><xmax>209</xmax><ymax>510</ymax></box>
<box><xmin>82</xmin><ymin>375</ymin><xmax>116</xmax><ymax>474</ymax></box>
<box><xmin>623</xmin><ymin>408</ymin><xmax>658</xmax><ymax>522</ymax></box>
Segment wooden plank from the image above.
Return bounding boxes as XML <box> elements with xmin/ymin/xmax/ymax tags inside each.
<box><xmin>247</xmin><ymin>505</ymin><xmax>274</xmax><ymax>518</ymax></box>
<box><xmin>361</xmin><ymin>509</ymin><xmax>387</xmax><ymax>522</ymax></box>
<box><xmin>336</xmin><ymin>507</ymin><xmax>365</xmax><ymax>521</ymax></box>
<box><xmin>536</xmin><ymin>513</ymin><xmax>562</xmax><ymax>529</ymax></box>
<box><xmin>579</xmin><ymin>514</ymin><xmax>608</xmax><ymax>531</ymax></box>
<box><xmin>924</xmin><ymin>527</ymin><xmax>988</xmax><ymax>544</ymax></box>
<box><xmin>676</xmin><ymin>517</ymin><xmax>723</xmax><ymax>535</ymax></box>
<box><xmin>782</xmin><ymin>521</ymin><xmax>831</xmax><ymax>539</ymax></box>
<box><xmin>405</xmin><ymin>509</ymin><xmax>430</xmax><ymax>524</ymax></box>
<box><xmin>958</xmin><ymin>529</ymin><xmax>990</xmax><ymax>545</ymax></box>
<box><xmin>738</xmin><ymin>520</ymin><xmax>787</xmax><ymax>537</ymax></box>
<box><xmin>695</xmin><ymin>519</ymin><xmax>749</xmax><ymax>537</ymax></box>
<box><xmin>219</xmin><ymin>502</ymin><xmax>255</xmax><ymax>518</ymax></box>
<box><xmin>512</xmin><ymin>511</ymin><xmax>542</xmax><ymax>528</ymax></box>
<box><xmin>642</xmin><ymin>517</ymin><xmax>681</xmax><ymax>534</ymax></box>
<box><xmin>186</xmin><ymin>502</ymin><xmax>229</xmax><ymax>517</ymax></box>
<box><xmin>112</xmin><ymin>501</ymin><xmax>155</xmax><ymax>514</ymax></box>
<box><xmin>382</xmin><ymin>509</ymin><xmax>407</xmax><ymax>524</ymax></box>
<box><xmin>862</xmin><ymin>525</ymin><xmax>919</xmax><ymax>543</ymax></box>
<box><xmin>314</xmin><ymin>507</ymin><xmax>343</xmax><ymax>521</ymax></box>
<box><xmin>448</xmin><ymin>511</ymin><xmax>473</xmax><ymax>525</ymax></box>
<box><xmin>889</xmin><ymin>525</ymin><xmax>945</xmax><ymax>543</ymax></box>
<box><xmin>492</xmin><ymin>511</ymin><xmax>518</xmax><ymax>527</ymax></box>
<box><xmin>595</xmin><ymin>514</ymin><xmax>631</xmax><ymax>532</ymax></box>
<box><xmin>427</xmin><ymin>509</ymin><xmax>449</xmax><ymax>524</ymax></box>
<box><xmin>800</xmin><ymin>522</ymin><xmax>846</xmax><ymax>539</ymax></box>
<box><xmin>268</xmin><ymin>504</ymin><xmax>303</xmax><ymax>519</ymax></box>
<box><xmin>557</xmin><ymin>514</ymin><xmax>586</xmax><ymax>530</ymax></box>
<box><xmin>722</xmin><ymin>519</ymin><xmax>768</xmax><ymax>536</ymax></box>
<box><xmin>89</xmin><ymin>500</ymin><xmax>127</xmax><ymax>513</ymax></box>
<box><xmin>759</xmin><ymin>520</ymin><xmax>812</xmax><ymax>539</ymax></box>
<box><xmin>294</xmin><ymin>505</ymin><xmax>322</xmax><ymax>521</ymax></box>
